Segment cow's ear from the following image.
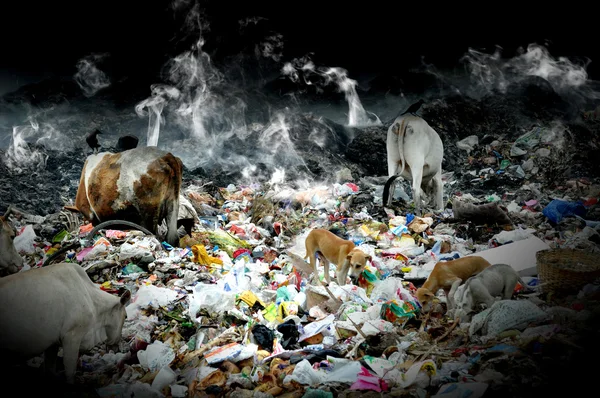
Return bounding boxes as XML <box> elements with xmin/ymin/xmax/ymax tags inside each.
<box><xmin>120</xmin><ymin>289</ymin><xmax>131</xmax><ymax>306</ymax></box>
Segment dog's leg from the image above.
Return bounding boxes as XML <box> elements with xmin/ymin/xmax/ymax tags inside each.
<box><xmin>308</xmin><ymin>252</ymin><xmax>319</xmax><ymax>285</ymax></box>
<box><xmin>321</xmin><ymin>256</ymin><xmax>331</xmax><ymax>286</ymax></box>
<box><xmin>503</xmin><ymin>278</ymin><xmax>518</xmax><ymax>299</ymax></box>
<box><xmin>447</xmin><ymin>279</ymin><xmax>463</xmax><ymax>310</ymax></box>
<box><xmin>336</xmin><ymin>260</ymin><xmax>350</xmax><ymax>286</ymax></box>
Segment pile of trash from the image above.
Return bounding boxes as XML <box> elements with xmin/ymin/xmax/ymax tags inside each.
<box><xmin>4</xmin><ymin>168</ymin><xmax>600</xmax><ymax>397</ymax></box>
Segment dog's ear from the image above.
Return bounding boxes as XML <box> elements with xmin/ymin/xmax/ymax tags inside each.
<box><xmin>346</xmin><ymin>254</ymin><xmax>352</xmax><ymax>261</ymax></box>
<box><xmin>365</xmin><ymin>255</ymin><xmax>372</xmax><ymax>261</ymax></box>
<box><xmin>424</xmin><ymin>292</ymin><xmax>435</xmax><ymax>298</ymax></box>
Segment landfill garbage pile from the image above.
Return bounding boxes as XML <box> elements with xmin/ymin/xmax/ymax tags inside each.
<box><xmin>2</xmin><ymin>159</ymin><xmax>600</xmax><ymax>397</ymax></box>
<box><xmin>347</xmin><ymin>77</ymin><xmax>600</xmax><ymax>182</ymax></box>
<box><xmin>1</xmin><ymin>68</ymin><xmax>600</xmax><ymax>398</ymax></box>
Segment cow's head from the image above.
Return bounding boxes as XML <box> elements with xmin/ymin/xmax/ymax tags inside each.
<box><xmin>0</xmin><ymin>206</ymin><xmax>23</xmax><ymax>277</ymax></box>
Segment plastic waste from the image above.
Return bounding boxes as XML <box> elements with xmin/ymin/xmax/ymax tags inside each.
<box><xmin>542</xmin><ymin>199</ymin><xmax>586</xmax><ymax>224</ymax></box>
<box><xmin>137</xmin><ymin>341</ymin><xmax>176</xmax><ymax>373</ymax></box>
<box><xmin>252</xmin><ymin>324</ymin><xmax>275</xmax><ymax>352</ymax></box>
<box><xmin>13</xmin><ymin>225</ymin><xmax>37</xmax><ymax>254</ymax></box>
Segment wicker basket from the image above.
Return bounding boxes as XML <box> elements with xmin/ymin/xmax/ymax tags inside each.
<box><xmin>536</xmin><ymin>248</ymin><xmax>600</xmax><ymax>296</ymax></box>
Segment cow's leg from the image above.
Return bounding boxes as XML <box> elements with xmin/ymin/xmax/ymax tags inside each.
<box><xmin>165</xmin><ymin>196</ymin><xmax>180</xmax><ymax>247</ymax></box>
<box><xmin>386</xmin><ymin>179</ymin><xmax>395</xmax><ymax>207</ymax></box>
<box><xmin>61</xmin><ymin>332</ymin><xmax>83</xmax><ymax>384</ymax></box>
<box><xmin>411</xmin><ymin>161</ymin><xmax>424</xmax><ymax>216</ymax></box>
<box><xmin>44</xmin><ymin>344</ymin><xmax>59</xmax><ymax>378</ymax></box>
<box><xmin>433</xmin><ymin>170</ymin><xmax>444</xmax><ymax>211</ymax></box>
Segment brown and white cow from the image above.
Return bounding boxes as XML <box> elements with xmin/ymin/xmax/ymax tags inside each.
<box><xmin>66</xmin><ymin>146</ymin><xmax>183</xmax><ymax>247</ymax></box>
<box><xmin>0</xmin><ymin>207</ymin><xmax>23</xmax><ymax>277</ymax></box>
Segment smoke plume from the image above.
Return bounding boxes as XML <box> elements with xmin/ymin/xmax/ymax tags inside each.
<box><xmin>74</xmin><ymin>53</ymin><xmax>111</xmax><ymax>97</ymax></box>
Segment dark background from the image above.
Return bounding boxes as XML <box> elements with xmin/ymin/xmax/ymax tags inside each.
<box><xmin>0</xmin><ymin>0</ymin><xmax>598</xmax><ymax>95</ymax></box>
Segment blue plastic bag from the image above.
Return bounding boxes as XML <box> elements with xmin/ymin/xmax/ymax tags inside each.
<box><xmin>542</xmin><ymin>199</ymin><xmax>586</xmax><ymax>224</ymax></box>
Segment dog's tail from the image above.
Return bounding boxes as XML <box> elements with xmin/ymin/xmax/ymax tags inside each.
<box><xmin>516</xmin><ymin>276</ymin><xmax>536</xmax><ymax>294</ymax></box>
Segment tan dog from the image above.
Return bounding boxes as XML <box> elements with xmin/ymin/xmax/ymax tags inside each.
<box><xmin>416</xmin><ymin>256</ymin><xmax>491</xmax><ymax>312</ymax></box>
<box><xmin>304</xmin><ymin>228</ymin><xmax>371</xmax><ymax>286</ymax></box>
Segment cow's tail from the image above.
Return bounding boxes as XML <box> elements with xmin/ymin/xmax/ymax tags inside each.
<box><xmin>387</xmin><ymin>117</ymin><xmax>409</xmax><ymax>177</ymax></box>
<box><xmin>384</xmin><ymin>117</ymin><xmax>410</xmax><ymax>205</ymax></box>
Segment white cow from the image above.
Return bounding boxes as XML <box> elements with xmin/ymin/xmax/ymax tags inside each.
<box><xmin>384</xmin><ymin>115</ymin><xmax>444</xmax><ymax>215</ymax></box>
<box><xmin>0</xmin><ymin>207</ymin><xmax>23</xmax><ymax>276</ymax></box>
<box><xmin>0</xmin><ymin>262</ymin><xmax>131</xmax><ymax>384</ymax></box>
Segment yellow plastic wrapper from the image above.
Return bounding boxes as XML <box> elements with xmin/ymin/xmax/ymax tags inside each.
<box><xmin>398</xmin><ymin>235</ymin><xmax>416</xmax><ymax>247</ymax></box>
<box><xmin>262</xmin><ymin>303</ymin><xmax>278</xmax><ymax>323</ymax></box>
<box><xmin>359</xmin><ymin>224</ymin><xmax>379</xmax><ymax>239</ymax></box>
<box><xmin>191</xmin><ymin>244</ymin><xmax>224</xmax><ymax>266</ymax></box>
<box><xmin>237</xmin><ymin>290</ymin><xmax>266</xmax><ymax>309</ymax></box>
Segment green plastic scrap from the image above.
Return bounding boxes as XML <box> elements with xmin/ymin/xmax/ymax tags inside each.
<box><xmin>276</xmin><ymin>286</ymin><xmax>291</xmax><ymax>301</ymax></box>
<box><xmin>122</xmin><ymin>263</ymin><xmax>145</xmax><ymax>275</ymax></box>
<box><xmin>515</xmin><ymin>126</ymin><xmax>544</xmax><ymax>148</ymax></box>
<box><xmin>499</xmin><ymin>159</ymin><xmax>511</xmax><ymax>170</ymax></box>
<box><xmin>207</xmin><ymin>229</ymin><xmax>251</xmax><ymax>257</ymax></box>
<box><xmin>52</xmin><ymin>230</ymin><xmax>69</xmax><ymax>243</ymax></box>
<box><xmin>302</xmin><ymin>389</ymin><xmax>334</xmax><ymax>398</ymax></box>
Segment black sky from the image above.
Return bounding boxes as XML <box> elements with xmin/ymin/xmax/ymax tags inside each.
<box><xmin>1</xmin><ymin>1</ymin><xmax>598</xmax><ymax>86</ymax></box>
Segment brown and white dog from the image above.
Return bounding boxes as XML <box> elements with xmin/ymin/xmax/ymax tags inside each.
<box><xmin>416</xmin><ymin>255</ymin><xmax>491</xmax><ymax>312</ymax></box>
<box><xmin>304</xmin><ymin>228</ymin><xmax>371</xmax><ymax>286</ymax></box>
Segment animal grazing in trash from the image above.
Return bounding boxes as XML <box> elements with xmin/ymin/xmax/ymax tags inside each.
<box><xmin>383</xmin><ymin>115</ymin><xmax>444</xmax><ymax>215</ymax></box>
<box><xmin>64</xmin><ymin>146</ymin><xmax>183</xmax><ymax>247</ymax></box>
<box><xmin>399</xmin><ymin>99</ymin><xmax>425</xmax><ymax>116</ymax></box>
<box><xmin>304</xmin><ymin>228</ymin><xmax>371</xmax><ymax>286</ymax></box>
<box><xmin>116</xmin><ymin>135</ymin><xmax>139</xmax><ymax>152</ymax></box>
<box><xmin>0</xmin><ymin>207</ymin><xmax>23</xmax><ymax>277</ymax></box>
<box><xmin>0</xmin><ymin>262</ymin><xmax>131</xmax><ymax>384</ymax></box>
<box><xmin>453</xmin><ymin>263</ymin><xmax>527</xmax><ymax>324</ymax></box>
<box><xmin>86</xmin><ymin>129</ymin><xmax>102</xmax><ymax>154</ymax></box>
<box><xmin>416</xmin><ymin>256</ymin><xmax>491</xmax><ymax>312</ymax></box>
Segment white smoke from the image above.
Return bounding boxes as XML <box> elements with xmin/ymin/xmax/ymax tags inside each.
<box><xmin>74</xmin><ymin>53</ymin><xmax>111</xmax><ymax>97</ymax></box>
<box><xmin>135</xmin><ymin>85</ymin><xmax>180</xmax><ymax>147</ymax></box>
<box><xmin>239</xmin><ymin>16</ymin><xmax>267</xmax><ymax>28</ymax></box>
<box><xmin>258</xmin><ymin>34</ymin><xmax>284</xmax><ymax>62</ymax></box>
<box><xmin>134</xmin><ymin>8</ymin><xmax>313</xmax><ymax>184</ymax></box>
<box><xmin>4</xmin><ymin>117</ymin><xmax>70</xmax><ymax>172</ymax></box>
<box><xmin>256</xmin><ymin>112</ymin><xmax>308</xmax><ymax>170</ymax></box>
<box><xmin>461</xmin><ymin>43</ymin><xmax>594</xmax><ymax>97</ymax></box>
<box><xmin>281</xmin><ymin>56</ymin><xmax>381</xmax><ymax>127</ymax></box>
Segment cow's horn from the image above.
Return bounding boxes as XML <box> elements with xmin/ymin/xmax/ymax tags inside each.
<box><xmin>3</xmin><ymin>205</ymin><xmax>14</xmax><ymax>218</ymax></box>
